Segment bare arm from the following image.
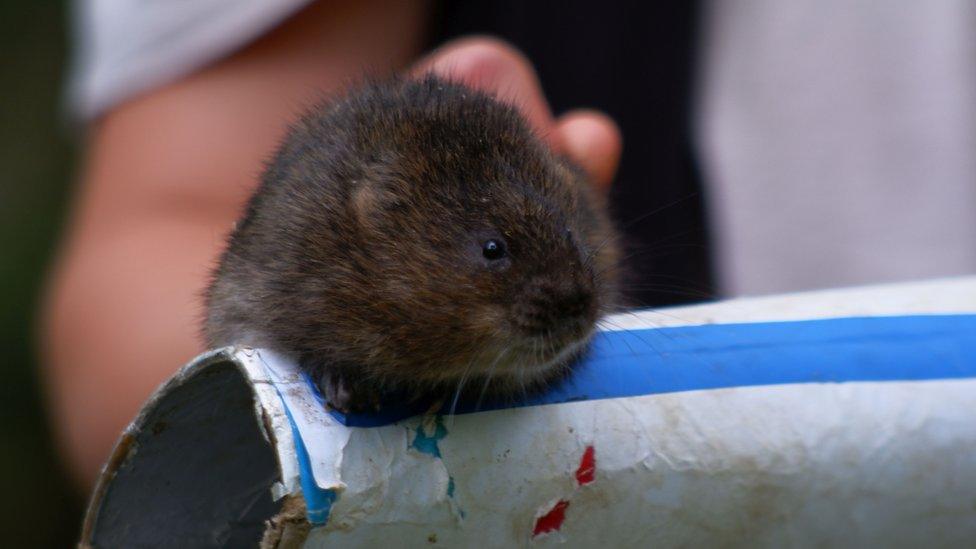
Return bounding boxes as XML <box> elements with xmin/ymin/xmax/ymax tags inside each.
<box><xmin>42</xmin><ymin>0</ymin><xmax>431</xmax><ymax>488</ymax></box>
<box><xmin>42</xmin><ymin>0</ymin><xmax>620</xmax><ymax>489</ymax></box>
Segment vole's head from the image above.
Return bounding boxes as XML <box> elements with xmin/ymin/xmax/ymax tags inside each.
<box><xmin>229</xmin><ymin>76</ymin><xmax>620</xmax><ymax>393</ymax></box>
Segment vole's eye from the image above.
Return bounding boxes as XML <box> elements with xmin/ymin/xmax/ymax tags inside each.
<box><xmin>482</xmin><ymin>238</ymin><xmax>507</xmax><ymax>260</ymax></box>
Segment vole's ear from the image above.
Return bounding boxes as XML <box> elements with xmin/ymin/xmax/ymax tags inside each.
<box><xmin>351</xmin><ymin>175</ymin><xmax>403</xmax><ymax>229</ymax></box>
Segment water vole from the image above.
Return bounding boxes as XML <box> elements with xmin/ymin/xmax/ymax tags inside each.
<box><xmin>205</xmin><ymin>75</ymin><xmax>620</xmax><ymax>412</ymax></box>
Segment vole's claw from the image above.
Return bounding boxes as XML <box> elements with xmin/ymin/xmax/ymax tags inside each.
<box><xmin>320</xmin><ymin>375</ymin><xmax>353</xmax><ymax>413</ymax></box>
<box><xmin>319</xmin><ymin>370</ymin><xmax>383</xmax><ymax>414</ymax></box>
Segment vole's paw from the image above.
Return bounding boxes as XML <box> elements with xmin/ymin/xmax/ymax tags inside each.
<box><xmin>320</xmin><ymin>376</ymin><xmax>353</xmax><ymax>413</ymax></box>
<box><xmin>319</xmin><ymin>372</ymin><xmax>382</xmax><ymax>414</ymax></box>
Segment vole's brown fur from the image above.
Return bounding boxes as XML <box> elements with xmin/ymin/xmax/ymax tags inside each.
<box><xmin>205</xmin><ymin>75</ymin><xmax>620</xmax><ymax>411</ymax></box>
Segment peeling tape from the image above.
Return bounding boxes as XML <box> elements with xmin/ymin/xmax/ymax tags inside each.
<box><xmin>282</xmin><ymin>405</ymin><xmax>338</xmax><ymax>525</ymax></box>
<box><xmin>259</xmin><ymin>350</ymin><xmax>352</xmax><ymax>491</ymax></box>
<box><xmin>257</xmin><ymin>314</ymin><xmax>976</xmax><ymax>532</ymax></box>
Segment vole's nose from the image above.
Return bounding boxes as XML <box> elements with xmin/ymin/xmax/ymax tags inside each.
<box><xmin>513</xmin><ymin>274</ymin><xmax>596</xmax><ymax>339</ymax></box>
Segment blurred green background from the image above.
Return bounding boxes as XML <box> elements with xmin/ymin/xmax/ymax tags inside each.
<box><xmin>0</xmin><ymin>1</ymin><xmax>85</xmax><ymax>546</ymax></box>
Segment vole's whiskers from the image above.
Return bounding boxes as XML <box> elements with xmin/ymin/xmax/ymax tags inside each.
<box><xmin>591</xmin><ymin>228</ymin><xmax>702</xmax><ymax>283</ymax></box>
<box><xmin>615</xmin><ymin>283</ymin><xmax>714</xmax><ymax>301</ymax></box>
<box><xmin>475</xmin><ymin>347</ymin><xmax>509</xmax><ymax>413</ymax></box>
<box><xmin>583</xmin><ymin>193</ymin><xmax>699</xmax><ymax>270</ymax></box>
<box><xmin>447</xmin><ymin>347</ymin><xmax>484</xmax><ymax>422</ymax></box>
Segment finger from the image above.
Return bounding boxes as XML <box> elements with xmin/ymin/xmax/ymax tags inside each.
<box><xmin>412</xmin><ymin>36</ymin><xmax>554</xmax><ymax>139</ymax></box>
<box><xmin>553</xmin><ymin>109</ymin><xmax>623</xmax><ymax>190</ymax></box>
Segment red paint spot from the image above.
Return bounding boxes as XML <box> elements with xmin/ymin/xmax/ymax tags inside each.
<box><xmin>575</xmin><ymin>445</ymin><xmax>596</xmax><ymax>486</ymax></box>
<box><xmin>533</xmin><ymin>500</ymin><xmax>570</xmax><ymax>536</ymax></box>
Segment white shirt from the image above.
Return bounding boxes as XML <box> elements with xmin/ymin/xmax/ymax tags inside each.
<box><xmin>697</xmin><ymin>0</ymin><xmax>976</xmax><ymax>295</ymax></box>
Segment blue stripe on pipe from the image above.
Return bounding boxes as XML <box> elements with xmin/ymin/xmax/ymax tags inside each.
<box><xmin>280</xmin><ymin>403</ymin><xmax>338</xmax><ymax>525</ymax></box>
<box><xmin>325</xmin><ymin>314</ymin><xmax>976</xmax><ymax>427</ymax></box>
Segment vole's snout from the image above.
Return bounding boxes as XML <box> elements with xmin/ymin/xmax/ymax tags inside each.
<box><xmin>513</xmin><ymin>273</ymin><xmax>597</xmax><ymax>344</ymax></box>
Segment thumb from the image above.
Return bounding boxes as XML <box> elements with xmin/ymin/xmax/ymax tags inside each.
<box><xmin>552</xmin><ymin>110</ymin><xmax>622</xmax><ymax>191</ymax></box>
